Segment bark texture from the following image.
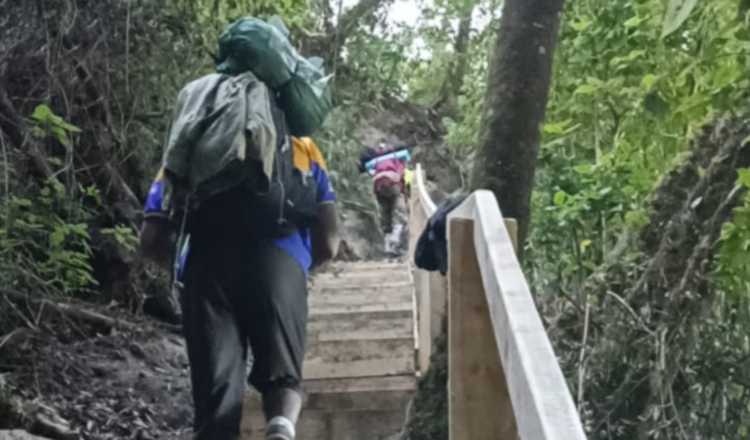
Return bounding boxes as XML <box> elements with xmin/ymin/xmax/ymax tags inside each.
<box><xmin>470</xmin><ymin>0</ymin><xmax>565</xmax><ymax>247</ymax></box>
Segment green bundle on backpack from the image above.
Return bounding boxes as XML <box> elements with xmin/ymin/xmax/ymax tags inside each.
<box><xmin>216</xmin><ymin>16</ymin><xmax>333</xmax><ymax>137</ymax></box>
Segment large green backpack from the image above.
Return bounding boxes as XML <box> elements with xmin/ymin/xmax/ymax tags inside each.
<box><xmin>162</xmin><ymin>71</ymin><xmax>319</xmax><ymax>238</ymax></box>
<box><xmin>215</xmin><ymin>16</ymin><xmax>333</xmax><ymax>137</ymax></box>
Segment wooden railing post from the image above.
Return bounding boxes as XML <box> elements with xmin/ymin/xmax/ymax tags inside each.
<box><xmin>448</xmin><ymin>219</ymin><xmax>518</xmax><ymax>440</ymax></box>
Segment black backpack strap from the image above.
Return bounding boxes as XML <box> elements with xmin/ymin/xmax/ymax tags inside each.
<box><xmin>269</xmin><ymin>95</ymin><xmax>289</xmax><ymax>151</ymax></box>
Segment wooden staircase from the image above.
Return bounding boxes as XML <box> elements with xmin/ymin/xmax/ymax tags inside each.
<box><xmin>241</xmin><ymin>261</ymin><xmax>418</xmax><ymax>440</ymax></box>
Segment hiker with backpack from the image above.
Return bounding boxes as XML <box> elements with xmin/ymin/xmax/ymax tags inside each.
<box><xmin>140</xmin><ymin>17</ymin><xmax>337</xmax><ymax>440</ymax></box>
<box><xmin>359</xmin><ymin>143</ymin><xmax>412</xmax><ymax>255</ymax></box>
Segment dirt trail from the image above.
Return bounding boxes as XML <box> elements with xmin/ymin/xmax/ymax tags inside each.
<box><xmin>1</xmin><ymin>314</ymin><xmax>193</xmax><ymax>440</ymax></box>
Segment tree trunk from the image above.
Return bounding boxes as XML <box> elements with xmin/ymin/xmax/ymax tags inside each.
<box><xmin>740</xmin><ymin>0</ymin><xmax>750</xmax><ymax>20</ymax></box>
<box><xmin>469</xmin><ymin>0</ymin><xmax>565</xmax><ymax>249</ymax></box>
<box><xmin>435</xmin><ymin>4</ymin><xmax>475</xmax><ymax>115</ymax></box>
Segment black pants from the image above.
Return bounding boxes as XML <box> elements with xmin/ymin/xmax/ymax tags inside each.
<box><xmin>376</xmin><ymin>183</ymin><xmax>407</xmax><ymax>235</ymax></box>
<box><xmin>181</xmin><ymin>236</ymin><xmax>307</xmax><ymax>440</ymax></box>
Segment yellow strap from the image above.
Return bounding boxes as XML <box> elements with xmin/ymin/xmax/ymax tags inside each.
<box><xmin>404</xmin><ymin>168</ymin><xmax>414</xmax><ymax>186</ymax></box>
<box><xmin>291</xmin><ymin>137</ymin><xmax>327</xmax><ymax>171</ymax></box>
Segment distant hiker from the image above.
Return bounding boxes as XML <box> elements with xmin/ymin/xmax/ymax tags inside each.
<box><xmin>359</xmin><ymin>143</ymin><xmax>412</xmax><ymax>255</ymax></box>
<box><xmin>140</xmin><ymin>16</ymin><xmax>337</xmax><ymax>440</ymax></box>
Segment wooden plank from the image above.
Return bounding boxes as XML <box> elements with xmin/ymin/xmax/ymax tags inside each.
<box><xmin>303</xmin><ymin>375</ymin><xmax>416</xmax><ymax>394</ymax></box>
<box><xmin>310</xmin><ymin>280</ymin><xmax>413</xmax><ymax>293</ymax></box>
<box><xmin>308</xmin><ymin>293</ymin><xmax>412</xmax><ymax>311</ymax></box>
<box><xmin>304</xmin><ymin>357</ymin><xmax>414</xmax><ymax>379</ymax></box>
<box><xmin>309</xmin><ymin>301</ymin><xmax>413</xmax><ymax>316</ymax></box>
<box><xmin>325</xmin><ymin>262</ymin><xmax>407</xmax><ymax>273</ymax></box>
<box><xmin>243</xmin><ymin>375</ymin><xmax>416</xmax><ymax>411</ymax></box>
<box><xmin>428</xmin><ymin>271</ymin><xmax>447</xmax><ymax>345</ymax></box>
<box><xmin>448</xmin><ymin>219</ymin><xmax>517</xmax><ymax>440</ymax></box>
<box><xmin>307</xmin><ymin>308</ymin><xmax>412</xmax><ymax>323</ymax></box>
<box><xmin>242</xmin><ymin>408</ymin><xmax>408</xmax><ymax>440</ymax></box>
<box><xmin>312</xmin><ymin>270</ymin><xmax>412</xmax><ymax>285</ymax></box>
<box><xmin>448</xmin><ymin>191</ymin><xmax>586</xmax><ymax>440</ymax></box>
<box><xmin>413</xmin><ymin>268</ymin><xmax>432</xmax><ymax>372</ymax></box>
<box><xmin>303</xmin><ymin>337</ymin><xmax>415</xmax><ymax>379</ymax></box>
<box><xmin>308</xmin><ymin>284</ymin><xmax>413</xmax><ymax>305</ymax></box>
<box><xmin>307</xmin><ymin>311</ymin><xmax>413</xmax><ymax>342</ymax></box>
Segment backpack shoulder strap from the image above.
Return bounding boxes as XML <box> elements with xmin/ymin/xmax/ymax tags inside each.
<box><xmin>268</xmin><ymin>95</ymin><xmax>288</xmax><ymax>150</ymax></box>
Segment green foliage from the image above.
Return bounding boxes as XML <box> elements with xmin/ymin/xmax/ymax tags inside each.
<box><xmin>530</xmin><ymin>0</ymin><xmax>750</xmax><ymax>293</ymax></box>
<box><xmin>29</xmin><ymin>104</ymin><xmax>81</xmax><ymax>147</ymax></box>
<box><xmin>1</xmin><ymin>179</ymin><xmax>98</xmax><ymax>296</ymax></box>
<box><xmin>515</xmin><ymin>0</ymin><xmax>750</xmax><ymax>437</ymax></box>
<box><xmin>342</xmin><ymin>24</ymin><xmax>417</xmax><ymax>103</ymax></box>
<box><xmin>167</xmin><ymin>0</ymin><xmax>311</xmax><ymax>63</ymax></box>
<box><xmin>101</xmin><ymin>226</ymin><xmax>140</xmax><ymax>254</ymax></box>
<box><xmin>716</xmin><ymin>168</ymin><xmax>750</xmax><ymax>301</ymax></box>
<box><xmin>403</xmin><ymin>320</ymin><xmax>448</xmax><ymax>440</ymax></box>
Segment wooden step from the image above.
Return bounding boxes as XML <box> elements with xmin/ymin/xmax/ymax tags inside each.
<box><xmin>241</xmin><ymin>376</ymin><xmax>415</xmax><ymax>440</ymax></box>
<box><xmin>303</xmin><ymin>337</ymin><xmax>415</xmax><ymax>379</ymax></box>
<box><xmin>242</xmin><ymin>408</ymin><xmax>409</xmax><ymax>440</ymax></box>
<box><xmin>311</xmin><ymin>270</ymin><xmax>412</xmax><ymax>286</ymax></box>
<box><xmin>239</xmin><ymin>261</ymin><xmax>417</xmax><ymax>439</ymax></box>
<box><xmin>308</xmin><ymin>284</ymin><xmax>413</xmax><ymax>309</ymax></box>
<box><xmin>325</xmin><ymin>261</ymin><xmax>408</xmax><ymax>274</ymax></box>
<box><xmin>307</xmin><ymin>309</ymin><xmax>413</xmax><ymax>342</ymax></box>
<box><xmin>309</xmin><ymin>300</ymin><xmax>413</xmax><ymax>316</ymax></box>
<box><xmin>243</xmin><ymin>375</ymin><xmax>416</xmax><ymax>411</ymax></box>
<box><xmin>310</xmin><ymin>280</ymin><xmax>413</xmax><ymax>293</ymax></box>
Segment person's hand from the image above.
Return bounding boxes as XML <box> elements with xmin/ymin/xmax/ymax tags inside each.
<box><xmin>311</xmin><ymin>203</ymin><xmax>339</xmax><ymax>267</ymax></box>
<box><xmin>139</xmin><ymin>217</ymin><xmax>176</xmax><ymax>270</ymax></box>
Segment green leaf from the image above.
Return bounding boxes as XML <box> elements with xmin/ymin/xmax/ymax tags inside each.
<box><xmin>52</xmin><ymin>127</ymin><xmax>71</xmax><ymax>147</ymax></box>
<box><xmin>29</xmin><ymin>103</ymin><xmax>80</xmax><ymax>146</ymax></box>
<box><xmin>570</xmin><ymin>19</ymin><xmax>591</xmax><ymax>32</ymax></box>
<box><xmin>661</xmin><ymin>0</ymin><xmax>699</xmax><ymax>38</ymax></box>
<box><xmin>737</xmin><ymin>169</ymin><xmax>750</xmax><ymax>188</ymax></box>
<box><xmin>624</xmin><ymin>15</ymin><xmax>643</xmax><ymax>28</ymax></box>
<box><xmin>625</xmin><ymin>210</ymin><xmax>649</xmax><ymax>228</ymax></box>
<box><xmin>31</xmin><ymin>104</ymin><xmax>53</xmax><ymax>122</ymax></box>
<box><xmin>544</xmin><ymin>121</ymin><xmax>568</xmax><ymax>135</ymax></box>
<box><xmin>579</xmin><ymin>239</ymin><xmax>592</xmax><ymax>252</ymax></box>
<box><xmin>553</xmin><ymin>191</ymin><xmax>568</xmax><ymax>206</ymax></box>
<box><xmin>46</xmin><ymin>157</ymin><xmax>64</xmax><ymax>167</ymax></box>
<box><xmin>50</xmin><ymin>228</ymin><xmax>66</xmax><ymax>247</ymax></box>
<box><xmin>574</xmin><ymin>83</ymin><xmax>597</xmax><ymax>95</ymax></box>
<box><xmin>611</xmin><ymin>50</ymin><xmax>646</xmax><ymax>68</ymax></box>
<box><xmin>57</xmin><ymin>119</ymin><xmax>81</xmax><ymax>134</ymax></box>
<box><xmin>544</xmin><ymin>120</ymin><xmax>579</xmax><ymax>135</ymax></box>
<box><xmin>641</xmin><ymin>74</ymin><xmax>658</xmax><ymax>91</ymax></box>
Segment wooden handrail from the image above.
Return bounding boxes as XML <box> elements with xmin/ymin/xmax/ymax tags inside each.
<box><xmin>409</xmin><ymin>164</ymin><xmax>586</xmax><ymax>440</ymax></box>
<box><xmin>408</xmin><ymin>164</ymin><xmax>446</xmax><ymax>372</ymax></box>
<box><xmin>414</xmin><ymin>162</ymin><xmax>437</xmax><ymax>216</ymax></box>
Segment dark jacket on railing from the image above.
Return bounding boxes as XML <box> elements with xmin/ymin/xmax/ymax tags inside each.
<box><xmin>414</xmin><ymin>194</ymin><xmax>468</xmax><ymax>275</ymax></box>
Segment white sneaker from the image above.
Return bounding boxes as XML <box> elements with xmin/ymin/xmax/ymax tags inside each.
<box><xmin>266</xmin><ymin>416</ymin><xmax>295</xmax><ymax>440</ymax></box>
